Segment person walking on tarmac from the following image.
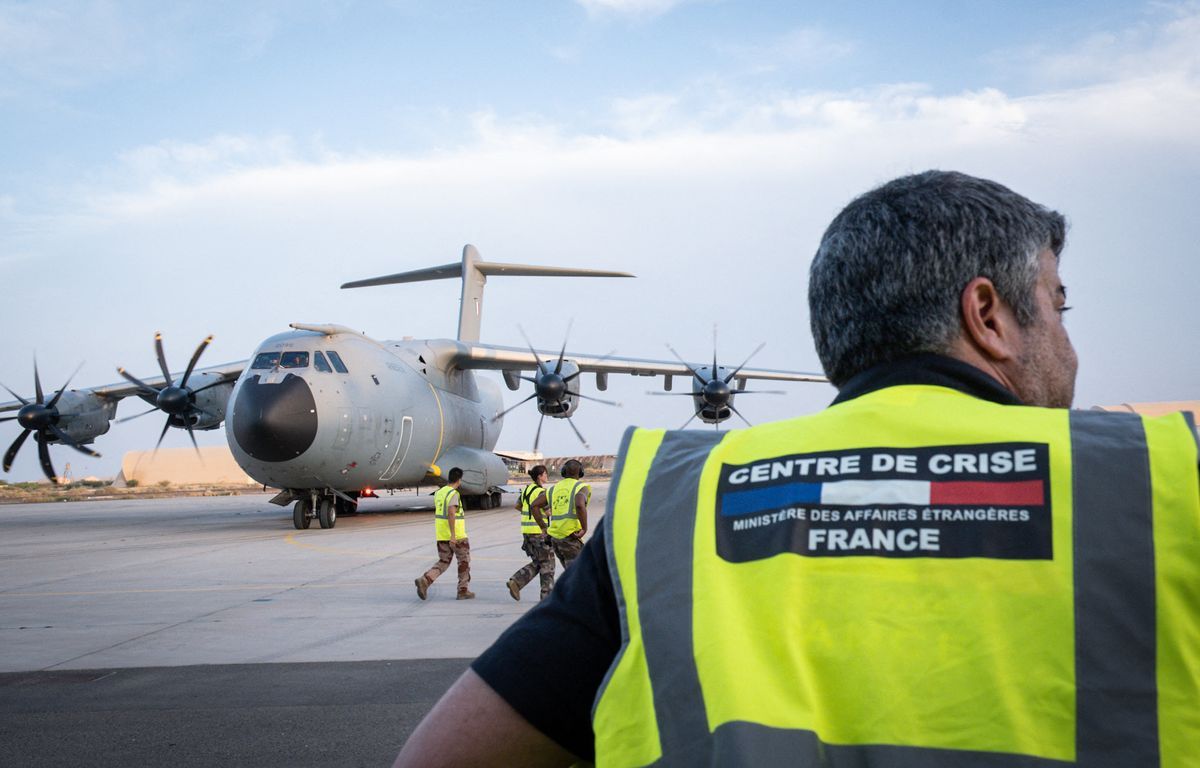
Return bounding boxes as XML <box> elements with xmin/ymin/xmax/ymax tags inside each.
<box><xmin>414</xmin><ymin>467</ymin><xmax>474</xmax><ymax>600</ymax></box>
<box><xmin>505</xmin><ymin>464</ymin><xmax>555</xmax><ymax>601</ymax></box>
<box><xmin>542</xmin><ymin>459</ymin><xmax>590</xmax><ymax>568</ymax></box>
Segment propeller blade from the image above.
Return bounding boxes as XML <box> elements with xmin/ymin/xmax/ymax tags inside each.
<box><xmin>728</xmin><ymin>402</ymin><xmax>753</xmax><ymax>428</ymax></box>
<box><xmin>712</xmin><ymin>324</ymin><xmax>719</xmax><ymax>380</ymax></box>
<box><xmin>564</xmin><ymin>415</ymin><xmax>590</xmax><ymax>450</ymax></box>
<box><xmin>646</xmin><ymin>391</ymin><xmax>703</xmax><ymax>396</ymax></box>
<box><xmin>0</xmin><ymin>415</ymin><xmax>19</xmax><ymax>423</ymax></box>
<box><xmin>47</xmin><ymin>425</ymin><xmax>101</xmax><ymax>458</ymax></box>
<box><xmin>723</xmin><ymin>342</ymin><xmax>766</xmax><ymax>384</ymax></box>
<box><xmin>0</xmin><ymin>381</ymin><xmax>30</xmax><ymax>406</ymax></box>
<box><xmin>45</xmin><ymin>361</ymin><xmax>85</xmax><ymax>410</ymax></box>
<box><xmin>562</xmin><ymin>349</ymin><xmax>619</xmax><ymax>384</ymax></box>
<box><xmin>37</xmin><ymin>436</ymin><xmax>58</xmax><ymax>484</ymax></box>
<box><xmin>33</xmin><ymin>358</ymin><xmax>44</xmax><ymax>404</ymax></box>
<box><xmin>154</xmin><ymin>417</ymin><xmax>172</xmax><ymax>454</ymax></box>
<box><xmin>3</xmin><ymin>429</ymin><xmax>31</xmax><ymax>472</ymax></box>
<box><xmin>677</xmin><ymin>412</ymin><xmax>699</xmax><ymax>430</ymax></box>
<box><xmin>184</xmin><ymin>423</ymin><xmax>201</xmax><ymax>459</ymax></box>
<box><xmin>180</xmin><ymin>335</ymin><xmax>213</xmax><ymax>389</ymax></box>
<box><xmin>117</xmin><ymin>367</ymin><xmax>161</xmax><ymax>397</ymax></box>
<box><xmin>116</xmin><ymin>407</ymin><xmax>160</xmax><ymax>424</ymax></box>
<box><xmin>191</xmin><ymin>378</ymin><xmax>230</xmax><ymax>395</ymax></box>
<box><xmin>573</xmin><ymin>392</ymin><xmax>621</xmax><ymax>407</ymax></box>
<box><xmin>492</xmin><ymin>393</ymin><xmax>538</xmax><ymax>423</ymax></box>
<box><xmin>518</xmin><ymin>375</ymin><xmax>541</xmax><ymax>386</ymax></box>
<box><xmin>554</xmin><ymin>320</ymin><xmax>574</xmax><ymax>375</ymax></box>
<box><xmin>518</xmin><ymin>326</ymin><xmax>548</xmax><ymax>376</ymax></box>
<box><xmin>533</xmin><ymin>413</ymin><xmax>546</xmax><ymax>453</ymax></box>
<box><xmin>154</xmin><ymin>333</ymin><xmax>173</xmax><ymax>387</ymax></box>
<box><xmin>731</xmin><ymin>389</ymin><xmax>787</xmax><ymax>396</ymax></box>
<box><xmin>665</xmin><ymin>344</ymin><xmax>707</xmax><ymax>386</ymax></box>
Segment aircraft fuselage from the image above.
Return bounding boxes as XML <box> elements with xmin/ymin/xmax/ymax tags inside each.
<box><xmin>225</xmin><ymin>327</ymin><xmax>505</xmax><ymax>495</ymax></box>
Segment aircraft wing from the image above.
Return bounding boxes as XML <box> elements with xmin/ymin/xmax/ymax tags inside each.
<box><xmin>0</xmin><ymin>360</ymin><xmax>246</xmax><ymax>414</ymax></box>
<box><xmin>448</xmin><ymin>342</ymin><xmax>827</xmax><ymax>386</ymax></box>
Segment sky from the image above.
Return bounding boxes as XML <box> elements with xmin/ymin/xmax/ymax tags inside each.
<box><xmin>1</xmin><ymin>0</ymin><xmax>1198</xmax><ymax>482</ymax></box>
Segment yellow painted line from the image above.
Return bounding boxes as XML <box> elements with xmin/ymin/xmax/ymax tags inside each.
<box><xmin>426</xmin><ymin>378</ymin><xmax>445</xmax><ymax>464</ymax></box>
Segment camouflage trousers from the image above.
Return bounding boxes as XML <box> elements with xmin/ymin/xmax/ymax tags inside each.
<box><xmin>550</xmin><ymin>534</ymin><xmax>584</xmax><ymax>568</ymax></box>
<box><xmin>423</xmin><ymin>539</ymin><xmax>471</xmax><ymax>593</ymax></box>
<box><xmin>510</xmin><ymin>534</ymin><xmax>556</xmax><ymax>599</ymax></box>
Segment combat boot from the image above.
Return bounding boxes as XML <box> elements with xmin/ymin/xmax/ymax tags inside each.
<box><xmin>414</xmin><ymin>576</ymin><xmax>429</xmax><ymax>600</ymax></box>
<box><xmin>506</xmin><ymin>579</ymin><xmax>521</xmax><ymax>601</ymax></box>
<box><xmin>457</xmin><ymin>590</ymin><xmax>476</xmax><ymax>600</ymax></box>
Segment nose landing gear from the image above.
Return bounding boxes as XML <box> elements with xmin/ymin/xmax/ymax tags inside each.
<box><xmin>291</xmin><ymin>490</ymin><xmax>360</xmax><ymax>530</ymax></box>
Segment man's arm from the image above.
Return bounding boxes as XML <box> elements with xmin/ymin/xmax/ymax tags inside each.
<box><xmin>573</xmin><ymin>490</ymin><xmax>588</xmax><ymax>538</ymax></box>
<box><xmin>447</xmin><ymin>493</ymin><xmax>459</xmax><ymax>543</ymax></box>
<box><xmin>530</xmin><ymin>494</ymin><xmax>549</xmax><ymax>533</ymax></box>
<box><xmin>394</xmin><ymin>668</ymin><xmax>576</xmax><ymax>768</ymax></box>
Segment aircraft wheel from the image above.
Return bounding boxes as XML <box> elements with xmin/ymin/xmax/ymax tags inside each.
<box><xmin>293</xmin><ymin>499</ymin><xmax>312</xmax><ymax>530</ymax></box>
<box><xmin>490</xmin><ymin>491</ymin><xmax>502</xmax><ymax>508</ymax></box>
<box><xmin>317</xmin><ymin>498</ymin><xmax>337</xmax><ymax>529</ymax></box>
<box><xmin>336</xmin><ymin>497</ymin><xmax>358</xmax><ymax>516</ymax></box>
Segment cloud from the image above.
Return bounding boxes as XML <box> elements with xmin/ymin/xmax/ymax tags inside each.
<box><xmin>576</xmin><ymin>0</ymin><xmax>694</xmax><ymax>20</ymax></box>
<box><xmin>718</xmin><ymin>26</ymin><xmax>856</xmax><ymax>74</ymax></box>
<box><xmin>1002</xmin><ymin>1</ymin><xmax>1200</xmax><ymax>88</ymax></box>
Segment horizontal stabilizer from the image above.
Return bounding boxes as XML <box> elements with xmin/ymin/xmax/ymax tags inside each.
<box><xmin>340</xmin><ymin>260</ymin><xmax>632</xmax><ymax>289</ymax></box>
<box><xmin>341</xmin><ymin>262</ymin><xmax>463</xmax><ymax>289</ymax></box>
<box><xmin>340</xmin><ymin>244</ymin><xmax>634</xmax><ymax>342</ymax></box>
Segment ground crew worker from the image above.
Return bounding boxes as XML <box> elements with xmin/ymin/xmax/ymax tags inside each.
<box><xmin>544</xmin><ymin>459</ymin><xmax>590</xmax><ymax>568</ymax></box>
<box><xmin>396</xmin><ymin>171</ymin><xmax>1200</xmax><ymax>767</ymax></box>
<box><xmin>413</xmin><ymin>467</ymin><xmax>474</xmax><ymax>600</ymax></box>
<box><xmin>506</xmin><ymin>464</ymin><xmax>555</xmax><ymax>601</ymax></box>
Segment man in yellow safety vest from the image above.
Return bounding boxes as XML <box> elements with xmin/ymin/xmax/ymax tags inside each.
<box><xmin>396</xmin><ymin>171</ymin><xmax>1200</xmax><ymax>767</ymax></box>
<box><xmin>414</xmin><ymin>467</ymin><xmax>474</xmax><ymax>601</ymax></box>
<box><xmin>541</xmin><ymin>459</ymin><xmax>590</xmax><ymax>568</ymax></box>
<box><xmin>506</xmin><ymin>464</ymin><xmax>555</xmax><ymax>601</ymax></box>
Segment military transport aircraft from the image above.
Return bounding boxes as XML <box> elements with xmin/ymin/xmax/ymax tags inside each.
<box><xmin>1</xmin><ymin>245</ymin><xmax>826</xmax><ymax>529</ymax></box>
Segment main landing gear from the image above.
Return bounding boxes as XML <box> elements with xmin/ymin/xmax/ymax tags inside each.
<box><xmin>292</xmin><ymin>491</ymin><xmax>359</xmax><ymax>530</ymax></box>
<box><xmin>463</xmin><ymin>490</ymin><xmax>504</xmax><ymax>510</ymax></box>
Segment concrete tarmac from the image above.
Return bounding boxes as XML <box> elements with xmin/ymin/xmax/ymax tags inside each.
<box><xmin>0</xmin><ymin>485</ymin><xmax>609</xmax><ymax>766</ymax></box>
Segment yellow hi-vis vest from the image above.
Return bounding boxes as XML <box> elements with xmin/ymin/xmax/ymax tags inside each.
<box><xmin>519</xmin><ymin>483</ymin><xmax>547</xmax><ymax>534</ymax></box>
<box><xmin>433</xmin><ymin>484</ymin><xmax>465</xmax><ymax>541</ymax></box>
<box><xmin>593</xmin><ymin>384</ymin><xmax>1200</xmax><ymax>767</ymax></box>
<box><xmin>548</xmin><ymin>477</ymin><xmax>590</xmax><ymax>539</ymax></box>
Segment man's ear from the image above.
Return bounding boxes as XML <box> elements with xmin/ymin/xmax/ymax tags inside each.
<box><xmin>960</xmin><ymin>277</ymin><xmax>1020</xmax><ymax>362</ymax></box>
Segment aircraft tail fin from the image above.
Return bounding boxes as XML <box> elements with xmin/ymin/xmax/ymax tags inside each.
<box><xmin>341</xmin><ymin>245</ymin><xmax>633</xmax><ymax>343</ymax></box>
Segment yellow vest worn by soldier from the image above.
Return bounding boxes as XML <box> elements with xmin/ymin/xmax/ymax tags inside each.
<box><xmin>519</xmin><ymin>484</ymin><xmax>547</xmax><ymax>535</ymax></box>
<box><xmin>548</xmin><ymin>477</ymin><xmax>590</xmax><ymax>539</ymax></box>
<box><xmin>594</xmin><ymin>384</ymin><xmax>1200</xmax><ymax>767</ymax></box>
<box><xmin>433</xmin><ymin>485</ymin><xmax>466</xmax><ymax>541</ymax></box>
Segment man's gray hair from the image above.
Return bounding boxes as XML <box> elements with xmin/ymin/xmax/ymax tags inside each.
<box><xmin>808</xmin><ymin>170</ymin><xmax>1066</xmax><ymax>387</ymax></box>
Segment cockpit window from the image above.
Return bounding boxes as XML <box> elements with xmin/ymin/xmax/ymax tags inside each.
<box><xmin>251</xmin><ymin>352</ymin><xmax>281</xmax><ymax>370</ymax></box>
<box><xmin>313</xmin><ymin>351</ymin><xmax>332</xmax><ymax>373</ymax></box>
<box><xmin>327</xmin><ymin>351</ymin><xmax>349</xmax><ymax>373</ymax></box>
<box><xmin>279</xmin><ymin>351</ymin><xmax>309</xmax><ymax>369</ymax></box>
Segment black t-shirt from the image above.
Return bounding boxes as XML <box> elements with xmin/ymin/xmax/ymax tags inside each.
<box><xmin>471</xmin><ymin>354</ymin><xmax>1021</xmax><ymax>760</ymax></box>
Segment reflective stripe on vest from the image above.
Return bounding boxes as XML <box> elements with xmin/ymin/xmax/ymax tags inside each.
<box><xmin>520</xmin><ymin>484</ymin><xmax>547</xmax><ymax>534</ymax></box>
<box><xmin>548</xmin><ymin>478</ymin><xmax>588</xmax><ymax>539</ymax></box>
<box><xmin>433</xmin><ymin>485</ymin><xmax>465</xmax><ymax>541</ymax></box>
<box><xmin>593</xmin><ymin>389</ymin><xmax>1200</xmax><ymax>767</ymax></box>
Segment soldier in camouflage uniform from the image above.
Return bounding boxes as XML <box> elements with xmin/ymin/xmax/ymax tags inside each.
<box><xmin>506</xmin><ymin>465</ymin><xmax>555</xmax><ymax>601</ymax></box>
<box><xmin>544</xmin><ymin>459</ymin><xmax>590</xmax><ymax>568</ymax></box>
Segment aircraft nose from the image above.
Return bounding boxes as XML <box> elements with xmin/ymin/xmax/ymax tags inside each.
<box><xmin>231</xmin><ymin>374</ymin><xmax>318</xmax><ymax>462</ymax></box>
